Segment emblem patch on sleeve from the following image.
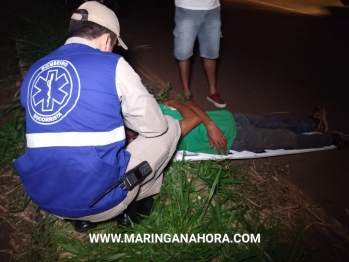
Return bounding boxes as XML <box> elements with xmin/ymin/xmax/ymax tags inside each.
<box><xmin>27</xmin><ymin>60</ymin><xmax>81</xmax><ymax>125</ymax></box>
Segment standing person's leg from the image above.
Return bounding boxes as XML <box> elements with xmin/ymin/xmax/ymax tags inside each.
<box><xmin>231</xmin><ymin>113</ymin><xmax>332</xmax><ymax>152</ymax></box>
<box><xmin>174</xmin><ymin>7</ymin><xmax>203</xmax><ymax>96</ymax></box>
<box><xmin>198</xmin><ymin>7</ymin><xmax>226</xmax><ymax>108</ymax></box>
<box><xmin>203</xmin><ymin>58</ymin><xmax>217</xmax><ymax>96</ymax></box>
<box><xmin>178</xmin><ymin>59</ymin><xmax>191</xmax><ymax>96</ymax></box>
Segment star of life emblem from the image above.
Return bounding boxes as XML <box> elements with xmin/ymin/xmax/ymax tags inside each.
<box><xmin>28</xmin><ymin>60</ymin><xmax>80</xmax><ymax>125</ymax></box>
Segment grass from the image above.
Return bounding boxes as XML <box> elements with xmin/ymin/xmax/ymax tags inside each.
<box><xmin>0</xmin><ymin>95</ymin><xmax>309</xmax><ymax>261</ymax></box>
<box><xmin>0</xmin><ymin>91</ymin><xmax>25</xmax><ymax>169</ymax></box>
<box><xmin>1</xmin><ymin>1</ymin><xmax>348</xmax><ymax>261</ymax></box>
<box><xmin>0</xmin><ymin>0</ymin><xmax>69</xmax><ymax>169</ymax></box>
<box><xmin>0</xmin><ymin>42</ymin><xmax>19</xmax><ymax>80</ymax></box>
<box><xmin>145</xmin><ymin>82</ymin><xmax>172</xmax><ymax>103</ymax></box>
<box><xmin>16</xmin><ymin>161</ymin><xmax>295</xmax><ymax>262</ymax></box>
<box><xmin>0</xmin><ymin>99</ymin><xmax>302</xmax><ymax>260</ymax></box>
<box><xmin>9</xmin><ymin>0</ymin><xmax>70</xmax><ymax>71</ymax></box>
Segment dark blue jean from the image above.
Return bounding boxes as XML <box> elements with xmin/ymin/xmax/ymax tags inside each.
<box><xmin>231</xmin><ymin>113</ymin><xmax>333</xmax><ymax>152</ymax></box>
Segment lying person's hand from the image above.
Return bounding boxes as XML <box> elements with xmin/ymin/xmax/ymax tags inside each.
<box><xmin>206</xmin><ymin>123</ymin><xmax>227</xmax><ymax>155</ymax></box>
<box><xmin>125</xmin><ymin>128</ymin><xmax>139</xmax><ymax>145</ymax></box>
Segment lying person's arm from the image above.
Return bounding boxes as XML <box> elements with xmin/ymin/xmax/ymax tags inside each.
<box><xmin>184</xmin><ymin>100</ymin><xmax>227</xmax><ymax>154</ymax></box>
<box><xmin>161</xmin><ymin>99</ymin><xmax>201</xmax><ymax>137</ymax></box>
<box><xmin>125</xmin><ymin>99</ymin><xmax>201</xmax><ymax>144</ymax></box>
<box><xmin>125</xmin><ymin>127</ymin><xmax>139</xmax><ymax>145</ymax></box>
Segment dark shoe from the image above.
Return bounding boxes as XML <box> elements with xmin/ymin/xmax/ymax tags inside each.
<box><xmin>71</xmin><ymin>220</ymin><xmax>97</xmax><ymax>232</ymax></box>
<box><xmin>115</xmin><ymin>196</ymin><xmax>154</xmax><ymax>226</ymax></box>
<box><xmin>332</xmin><ymin>131</ymin><xmax>349</xmax><ymax>150</ymax></box>
<box><xmin>207</xmin><ymin>93</ymin><xmax>226</xmax><ymax>108</ymax></box>
<box><xmin>313</xmin><ymin>107</ymin><xmax>329</xmax><ymax>133</ymax></box>
<box><xmin>115</xmin><ymin>212</ymin><xmax>131</xmax><ymax>227</ymax></box>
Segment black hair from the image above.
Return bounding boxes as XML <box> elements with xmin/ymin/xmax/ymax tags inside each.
<box><xmin>69</xmin><ymin>9</ymin><xmax>117</xmax><ymax>46</ymax></box>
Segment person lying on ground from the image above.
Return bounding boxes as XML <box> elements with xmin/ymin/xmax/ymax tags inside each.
<box><xmin>126</xmin><ymin>99</ymin><xmax>349</xmax><ymax>153</ymax></box>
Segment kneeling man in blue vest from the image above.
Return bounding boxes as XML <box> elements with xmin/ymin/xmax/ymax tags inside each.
<box><xmin>14</xmin><ymin>1</ymin><xmax>181</xmax><ymax>232</ymax></box>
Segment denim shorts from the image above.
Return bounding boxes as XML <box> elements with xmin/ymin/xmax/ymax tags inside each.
<box><xmin>173</xmin><ymin>7</ymin><xmax>221</xmax><ymax>60</ymax></box>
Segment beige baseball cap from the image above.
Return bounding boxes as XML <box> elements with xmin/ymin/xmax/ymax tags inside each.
<box><xmin>71</xmin><ymin>1</ymin><xmax>128</xmax><ymax>50</ymax></box>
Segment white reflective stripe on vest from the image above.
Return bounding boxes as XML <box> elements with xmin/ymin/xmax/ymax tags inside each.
<box><xmin>26</xmin><ymin>126</ymin><xmax>126</xmax><ymax>148</ymax></box>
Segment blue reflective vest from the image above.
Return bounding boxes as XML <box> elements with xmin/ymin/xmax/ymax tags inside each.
<box><xmin>14</xmin><ymin>43</ymin><xmax>130</xmax><ymax>217</ymax></box>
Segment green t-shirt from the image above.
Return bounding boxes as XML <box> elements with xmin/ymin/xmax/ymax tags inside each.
<box><xmin>159</xmin><ymin>104</ymin><xmax>237</xmax><ymax>155</ymax></box>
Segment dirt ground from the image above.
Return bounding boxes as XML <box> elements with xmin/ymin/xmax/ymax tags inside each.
<box><xmin>117</xmin><ymin>0</ymin><xmax>349</xmax><ymax>230</ymax></box>
<box><xmin>1</xmin><ymin>0</ymin><xmax>349</xmax><ymax>260</ymax></box>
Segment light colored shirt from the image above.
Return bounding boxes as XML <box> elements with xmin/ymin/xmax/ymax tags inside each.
<box><xmin>175</xmin><ymin>0</ymin><xmax>220</xmax><ymax>10</ymax></box>
<box><xmin>65</xmin><ymin>37</ymin><xmax>168</xmax><ymax>138</ymax></box>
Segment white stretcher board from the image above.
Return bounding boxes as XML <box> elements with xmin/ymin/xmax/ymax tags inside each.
<box><xmin>173</xmin><ymin>145</ymin><xmax>336</xmax><ymax>162</ymax></box>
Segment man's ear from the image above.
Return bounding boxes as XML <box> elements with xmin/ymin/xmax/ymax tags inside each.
<box><xmin>101</xmin><ymin>33</ymin><xmax>110</xmax><ymax>51</ymax></box>
<box><xmin>95</xmin><ymin>33</ymin><xmax>113</xmax><ymax>52</ymax></box>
